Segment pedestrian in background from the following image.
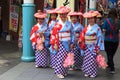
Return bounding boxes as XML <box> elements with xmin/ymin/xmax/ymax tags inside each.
<box><xmin>30</xmin><ymin>10</ymin><xmax>49</xmax><ymax>68</ymax></box>
<box><xmin>68</xmin><ymin>11</ymin><xmax>83</xmax><ymax>70</ymax></box>
<box><xmin>79</xmin><ymin>10</ymin><xmax>104</xmax><ymax>78</ymax></box>
<box><xmin>102</xmin><ymin>8</ymin><xmax>120</xmax><ymax>74</ymax></box>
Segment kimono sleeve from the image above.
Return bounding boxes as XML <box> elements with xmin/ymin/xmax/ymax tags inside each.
<box><xmin>78</xmin><ymin>26</ymin><xmax>87</xmax><ymax>50</ymax></box>
<box><xmin>70</xmin><ymin>24</ymin><xmax>75</xmax><ymax>44</ymax></box>
<box><xmin>30</xmin><ymin>25</ymin><xmax>39</xmax><ymax>46</ymax></box>
<box><xmin>96</xmin><ymin>27</ymin><xmax>104</xmax><ymax>51</ymax></box>
<box><xmin>50</xmin><ymin>23</ymin><xmax>62</xmax><ymax>46</ymax></box>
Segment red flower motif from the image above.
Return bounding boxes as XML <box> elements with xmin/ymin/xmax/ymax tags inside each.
<box><xmin>98</xmin><ymin>27</ymin><xmax>100</xmax><ymax>31</ymax></box>
<box><xmin>92</xmin><ymin>32</ymin><xmax>96</xmax><ymax>36</ymax></box>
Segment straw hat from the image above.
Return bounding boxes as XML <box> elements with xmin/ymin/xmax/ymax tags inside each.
<box><xmin>56</xmin><ymin>6</ymin><xmax>71</xmax><ymax>14</ymax></box>
<box><xmin>96</xmin><ymin>13</ymin><xmax>102</xmax><ymax>17</ymax></box>
<box><xmin>34</xmin><ymin>10</ymin><xmax>47</xmax><ymax>18</ymax></box>
<box><xmin>83</xmin><ymin>10</ymin><xmax>100</xmax><ymax>18</ymax></box>
<box><xmin>47</xmin><ymin>9</ymin><xmax>57</xmax><ymax>14</ymax></box>
<box><xmin>68</xmin><ymin>12</ymin><xmax>83</xmax><ymax>16</ymax></box>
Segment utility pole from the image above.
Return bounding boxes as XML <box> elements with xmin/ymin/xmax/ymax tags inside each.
<box><xmin>85</xmin><ymin>0</ymin><xmax>88</xmax><ymax>26</ymax></box>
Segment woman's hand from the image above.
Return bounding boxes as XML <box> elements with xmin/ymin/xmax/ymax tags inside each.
<box><xmin>78</xmin><ymin>39</ymin><xmax>82</xmax><ymax>43</ymax></box>
<box><xmin>54</xmin><ymin>44</ymin><xmax>58</xmax><ymax>50</ymax></box>
<box><xmin>102</xmin><ymin>29</ymin><xmax>106</xmax><ymax>37</ymax></box>
<box><xmin>36</xmin><ymin>33</ymin><xmax>40</xmax><ymax>36</ymax></box>
<box><xmin>97</xmin><ymin>50</ymin><xmax>100</xmax><ymax>55</ymax></box>
<box><xmin>70</xmin><ymin>44</ymin><xmax>74</xmax><ymax>49</ymax></box>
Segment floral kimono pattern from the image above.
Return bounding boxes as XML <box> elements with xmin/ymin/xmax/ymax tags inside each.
<box><xmin>30</xmin><ymin>22</ymin><xmax>49</xmax><ymax>67</ymax></box>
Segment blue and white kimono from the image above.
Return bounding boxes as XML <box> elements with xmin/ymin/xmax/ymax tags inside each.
<box><xmin>44</xmin><ymin>20</ymin><xmax>58</xmax><ymax>48</ymax></box>
<box><xmin>30</xmin><ymin>22</ymin><xmax>49</xmax><ymax>67</ymax></box>
<box><xmin>81</xmin><ymin>24</ymin><xmax>104</xmax><ymax>77</ymax></box>
<box><xmin>44</xmin><ymin>20</ymin><xmax>58</xmax><ymax>68</ymax></box>
<box><xmin>71</xmin><ymin>22</ymin><xmax>84</xmax><ymax>69</ymax></box>
<box><xmin>53</xmin><ymin>20</ymin><xmax>73</xmax><ymax>76</ymax></box>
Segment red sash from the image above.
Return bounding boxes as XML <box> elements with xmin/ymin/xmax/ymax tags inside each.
<box><xmin>79</xmin><ymin>26</ymin><xmax>87</xmax><ymax>50</ymax></box>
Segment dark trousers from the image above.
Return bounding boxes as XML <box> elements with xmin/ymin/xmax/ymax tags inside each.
<box><xmin>105</xmin><ymin>41</ymin><xmax>119</xmax><ymax>70</ymax></box>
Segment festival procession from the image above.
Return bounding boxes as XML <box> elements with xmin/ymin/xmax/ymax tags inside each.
<box><xmin>20</xmin><ymin>0</ymin><xmax>120</xmax><ymax>79</ymax></box>
<box><xmin>1</xmin><ymin>0</ymin><xmax>120</xmax><ymax>80</ymax></box>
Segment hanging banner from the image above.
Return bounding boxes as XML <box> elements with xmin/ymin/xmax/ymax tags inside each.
<box><xmin>9</xmin><ymin>0</ymin><xmax>21</xmax><ymax>32</ymax></box>
<box><xmin>108</xmin><ymin>0</ymin><xmax>118</xmax><ymax>9</ymax></box>
<box><xmin>9</xmin><ymin>5</ymin><xmax>19</xmax><ymax>32</ymax></box>
<box><xmin>44</xmin><ymin>0</ymin><xmax>54</xmax><ymax>13</ymax></box>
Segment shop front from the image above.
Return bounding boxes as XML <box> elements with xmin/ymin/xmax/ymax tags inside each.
<box><xmin>0</xmin><ymin>0</ymin><xmax>44</xmax><ymax>41</ymax></box>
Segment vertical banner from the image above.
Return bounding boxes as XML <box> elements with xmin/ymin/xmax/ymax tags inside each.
<box><xmin>44</xmin><ymin>0</ymin><xmax>54</xmax><ymax>12</ymax></box>
<box><xmin>48</xmin><ymin>0</ymin><xmax>54</xmax><ymax>7</ymax></box>
<box><xmin>44</xmin><ymin>0</ymin><xmax>54</xmax><ymax>22</ymax></box>
<box><xmin>9</xmin><ymin>0</ymin><xmax>20</xmax><ymax>32</ymax></box>
<box><xmin>9</xmin><ymin>5</ymin><xmax>19</xmax><ymax>32</ymax></box>
<box><xmin>108</xmin><ymin>0</ymin><xmax>118</xmax><ymax>9</ymax></box>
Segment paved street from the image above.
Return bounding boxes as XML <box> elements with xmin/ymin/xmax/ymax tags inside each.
<box><xmin>0</xmin><ymin>38</ymin><xmax>21</xmax><ymax>75</ymax></box>
<box><xmin>0</xmin><ymin>38</ymin><xmax>120</xmax><ymax>80</ymax></box>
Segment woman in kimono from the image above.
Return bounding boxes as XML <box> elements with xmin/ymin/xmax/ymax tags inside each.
<box><xmin>45</xmin><ymin>9</ymin><xmax>58</xmax><ymax>68</ymax></box>
<box><xmin>50</xmin><ymin>6</ymin><xmax>73</xmax><ymax>78</ymax></box>
<box><xmin>68</xmin><ymin>12</ymin><xmax>84</xmax><ymax>70</ymax></box>
<box><xmin>30</xmin><ymin>10</ymin><xmax>49</xmax><ymax>68</ymax></box>
<box><xmin>79</xmin><ymin>10</ymin><xmax>104</xmax><ymax>77</ymax></box>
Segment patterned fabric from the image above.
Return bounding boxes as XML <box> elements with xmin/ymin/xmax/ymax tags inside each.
<box><xmin>50</xmin><ymin>20</ymin><xmax>73</xmax><ymax>51</ymax></box>
<box><xmin>71</xmin><ymin>45</ymin><xmax>83</xmax><ymax>69</ymax></box>
<box><xmin>82</xmin><ymin>48</ymin><xmax>99</xmax><ymax>77</ymax></box>
<box><xmin>35</xmin><ymin>48</ymin><xmax>49</xmax><ymax>67</ymax></box>
<box><xmin>54</xmin><ymin>43</ymin><xmax>68</xmax><ymax>75</ymax></box>
<box><xmin>44</xmin><ymin>20</ymin><xmax>58</xmax><ymax>48</ymax></box>
<box><xmin>30</xmin><ymin>22</ymin><xmax>47</xmax><ymax>46</ymax></box>
<box><xmin>50</xmin><ymin>54</ymin><xmax>57</xmax><ymax>68</ymax></box>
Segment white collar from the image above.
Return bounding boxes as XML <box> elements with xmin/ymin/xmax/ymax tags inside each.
<box><xmin>59</xmin><ymin>20</ymin><xmax>66</xmax><ymax>26</ymax></box>
<box><xmin>37</xmin><ymin>23</ymin><xmax>42</xmax><ymax>28</ymax></box>
<box><xmin>88</xmin><ymin>24</ymin><xmax>93</xmax><ymax>30</ymax></box>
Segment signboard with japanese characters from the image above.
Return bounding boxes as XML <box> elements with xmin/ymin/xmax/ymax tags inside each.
<box><xmin>9</xmin><ymin>0</ymin><xmax>21</xmax><ymax>32</ymax></box>
<box><xmin>9</xmin><ymin>5</ymin><xmax>19</xmax><ymax>32</ymax></box>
